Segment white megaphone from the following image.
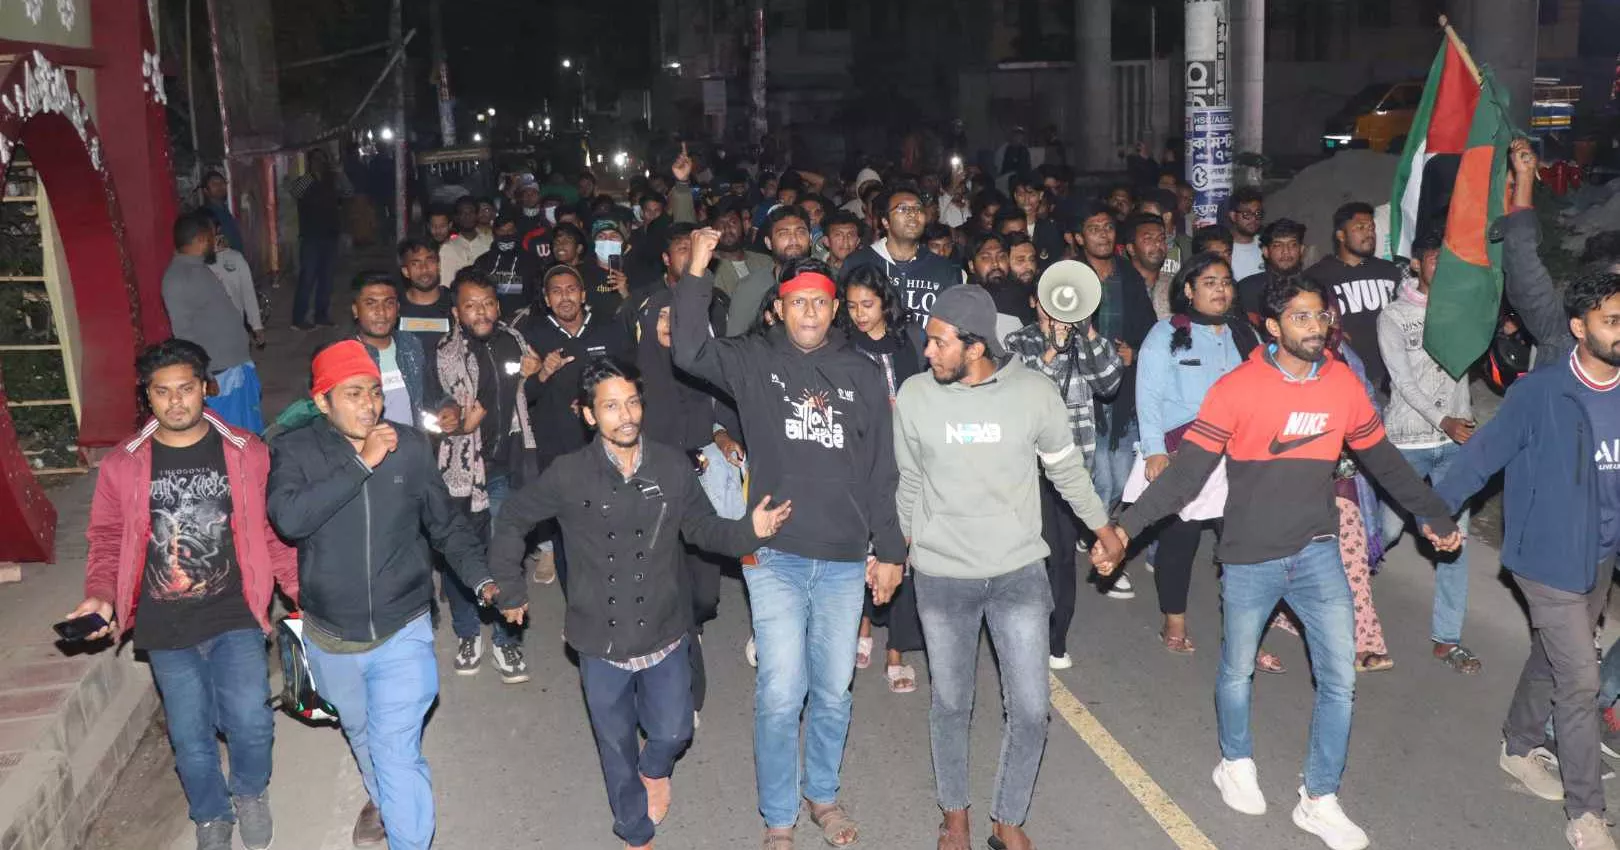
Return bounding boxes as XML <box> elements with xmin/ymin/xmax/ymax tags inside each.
<box><xmin>1037</xmin><ymin>260</ymin><xmax>1103</xmax><ymax>325</ymax></box>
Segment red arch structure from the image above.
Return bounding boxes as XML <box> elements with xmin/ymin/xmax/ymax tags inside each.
<box><xmin>0</xmin><ymin>48</ymin><xmax>158</xmax><ymax>561</ymax></box>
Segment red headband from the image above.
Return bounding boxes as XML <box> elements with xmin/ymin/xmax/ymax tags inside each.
<box><xmin>778</xmin><ymin>271</ymin><xmax>836</xmax><ymax>299</ymax></box>
<box><xmin>310</xmin><ymin>340</ymin><xmax>382</xmax><ymax>398</ymax></box>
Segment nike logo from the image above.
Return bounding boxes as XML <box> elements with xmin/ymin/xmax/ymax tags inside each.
<box><xmin>1268</xmin><ymin>431</ymin><xmax>1329</xmax><ymax>455</ymax></box>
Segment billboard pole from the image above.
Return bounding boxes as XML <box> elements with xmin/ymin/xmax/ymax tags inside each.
<box><xmin>1185</xmin><ymin>0</ymin><xmax>1233</xmax><ymax>228</ymax></box>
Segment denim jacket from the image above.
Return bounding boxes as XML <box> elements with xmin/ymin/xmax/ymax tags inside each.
<box><xmin>1136</xmin><ymin>318</ymin><xmax>1247</xmax><ymax>457</ymax></box>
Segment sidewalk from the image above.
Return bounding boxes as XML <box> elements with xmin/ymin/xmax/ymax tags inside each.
<box><xmin>0</xmin><ymin>239</ymin><xmax>391</xmax><ymax>850</ymax></box>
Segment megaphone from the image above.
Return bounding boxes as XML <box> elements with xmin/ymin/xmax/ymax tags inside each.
<box><xmin>1037</xmin><ymin>260</ymin><xmax>1102</xmax><ymax>325</ymax></box>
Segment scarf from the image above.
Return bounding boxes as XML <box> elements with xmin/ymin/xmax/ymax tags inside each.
<box><xmin>1169</xmin><ymin>309</ymin><xmax>1261</xmax><ymax>359</ymax></box>
<box><xmin>435</xmin><ymin>322</ymin><xmax>537</xmax><ymax>511</ymax></box>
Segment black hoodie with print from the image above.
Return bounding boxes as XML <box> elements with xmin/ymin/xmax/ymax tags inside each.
<box><xmin>671</xmin><ymin>271</ymin><xmax>907</xmax><ymax>565</ymax></box>
<box><xmin>474</xmin><ymin>240</ymin><xmax>545</xmax><ymax>316</ymax></box>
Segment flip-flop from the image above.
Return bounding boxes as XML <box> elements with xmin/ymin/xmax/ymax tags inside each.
<box><xmin>806</xmin><ymin>801</ymin><xmax>859</xmax><ymax>847</ymax></box>
<box><xmin>855</xmin><ymin>636</ymin><xmax>873</xmax><ymax>670</ymax></box>
<box><xmin>885</xmin><ymin>664</ymin><xmax>918</xmax><ymax>693</ymax></box>
<box><xmin>1255</xmin><ymin>650</ymin><xmax>1286</xmax><ymax>674</ymax></box>
<box><xmin>1355</xmin><ymin>652</ymin><xmax>1395</xmax><ymax>673</ymax></box>
<box><xmin>1159</xmin><ymin>632</ymin><xmax>1196</xmax><ymax>654</ymax></box>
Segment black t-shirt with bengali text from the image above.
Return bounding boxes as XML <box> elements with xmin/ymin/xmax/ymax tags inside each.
<box><xmin>135</xmin><ymin>429</ymin><xmax>257</xmax><ymax>650</ymax></box>
<box><xmin>398</xmin><ymin>293</ymin><xmax>455</xmax><ymax>354</ymax></box>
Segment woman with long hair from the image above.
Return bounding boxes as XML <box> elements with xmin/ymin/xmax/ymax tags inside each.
<box><xmin>1129</xmin><ymin>251</ymin><xmax>1260</xmax><ymax>653</ymax></box>
<box><xmin>841</xmin><ymin>265</ymin><xmax>926</xmax><ymax>693</ymax></box>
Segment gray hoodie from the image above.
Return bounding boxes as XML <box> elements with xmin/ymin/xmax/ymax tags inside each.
<box><xmin>894</xmin><ymin>356</ymin><xmax>1109</xmax><ymax>580</ymax></box>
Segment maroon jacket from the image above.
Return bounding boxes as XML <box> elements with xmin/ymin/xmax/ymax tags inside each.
<box><xmin>84</xmin><ymin>411</ymin><xmax>298</xmax><ymax>637</ymax></box>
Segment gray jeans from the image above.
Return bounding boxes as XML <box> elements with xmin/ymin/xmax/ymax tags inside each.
<box><xmin>914</xmin><ymin>561</ymin><xmax>1053</xmax><ymax>825</ymax></box>
<box><xmin>1505</xmin><ymin>559</ymin><xmax>1615</xmax><ymax>819</ymax></box>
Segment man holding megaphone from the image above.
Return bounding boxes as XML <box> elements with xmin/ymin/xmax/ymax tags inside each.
<box><xmin>1004</xmin><ymin>259</ymin><xmax>1123</xmax><ymax>669</ymax></box>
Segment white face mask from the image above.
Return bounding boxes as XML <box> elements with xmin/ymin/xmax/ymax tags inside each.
<box><xmin>594</xmin><ymin>239</ymin><xmax>623</xmax><ymax>264</ymax></box>
<box><xmin>543</xmin><ymin>205</ymin><xmax>559</xmax><ymax>224</ymax></box>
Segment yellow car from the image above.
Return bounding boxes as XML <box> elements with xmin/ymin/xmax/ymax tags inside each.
<box><xmin>1321</xmin><ymin>81</ymin><xmax>1425</xmax><ymax>154</ymax></box>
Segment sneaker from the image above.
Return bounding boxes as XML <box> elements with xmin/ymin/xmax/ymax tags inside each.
<box><xmin>1212</xmin><ymin>758</ymin><xmax>1267</xmax><ymax>815</ymax></box>
<box><xmin>1291</xmin><ymin>788</ymin><xmax>1370</xmax><ymax>850</ymax></box>
<box><xmin>454</xmin><ymin>636</ymin><xmax>483</xmax><ymax>675</ymax></box>
<box><xmin>1530</xmin><ymin>745</ymin><xmax>1615</xmax><ymax>781</ymax></box>
<box><xmin>195</xmin><ymin>820</ymin><xmax>233</xmax><ymax>850</ymax></box>
<box><xmin>492</xmin><ymin>645</ymin><xmax>530</xmax><ymax>683</ymax></box>
<box><xmin>1603</xmin><ymin>707</ymin><xmax>1620</xmax><ymax>760</ymax></box>
<box><xmin>745</xmin><ymin>635</ymin><xmax>758</xmax><ymax>668</ymax></box>
<box><xmin>351</xmin><ymin>800</ymin><xmax>385</xmax><ymax>847</ymax></box>
<box><xmin>1106</xmin><ymin>572</ymin><xmax>1136</xmax><ymax>600</ymax></box>
<box><xmin>693</xmin><ymin>710</ymin><xmax>701</xmax><ymax>730</ymax></box>
<box><xmin>1502</xmin><ymin>741</ymin><xmax>1565</xmax><ymax>801</ymax></box>
<box><xmin>1568</xmin><ymin>812</ymin><xmax>1619</xmax><ymax>850</ymax></box>
<box><xmin>1048</xmin><ymin>653</ymin><xmax>1074</xmax><ymax>670</ymax></box>
<box><xmin>232</xmin><ymin>793</ymin><xmax>273</xmax><ymax>850</ymax></box>
<box><xmin>528</xmin><ymin>549</ymin><xmax>557</xmax><ymax>584</ymax></box>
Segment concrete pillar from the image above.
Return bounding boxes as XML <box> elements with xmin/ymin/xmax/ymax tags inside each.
<box><xmin>1451</xmin><ymin>0</ymin><xmax>1539</xmax><ymax>129</ymax></box>
<box><xmin>1076</xmin><ymin>0</ymin><xmax>1113</xmax><ymax>171</ymax></box>
<box><xmin>1232</xmin><ymin>0</ymin><xmax>1264</xmax><ymax>158</ymax></box>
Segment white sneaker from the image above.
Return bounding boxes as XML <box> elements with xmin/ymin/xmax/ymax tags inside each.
<box><xmin>1049</xmin><ymin>653</ymin><xmax>1074</xmax><ymax>670</ymax></box>
<box><xmin>692</xmin><ymin>711</ymin><xmax>701</xmax><ymax>730</ymax></box>
<box><xmin>1106</xmin><ymin>572</ymin><xmax>1136</xmax><ymax>600</ymax></box>
<box><xmin>1567</xmin><ymin>811</ymin><xmax>1618</xmax><ymax>850</ymax></box>
<box><xmin>1291</xmin><ymin>787</ymin><xmax>1370</xmax><ymax>850</ymax></box>
<box><xmin>491</xmin><ymin>645</ymin><xmax>530</xmax><ymax>684</ymax></box>
<box><xmin>1212</xmin><ymin>758</ymin><xmax>1267</xmax><ymax>815</ymax></box>
<box><xmin>453</xmin><ymin>636</ymin><xmax>482</xmax><ymax>675</ymax></box>
<box><xmin>745</xmin><ymin>635</ymin><xmax>758</xmax><ymax>668</ymax></box>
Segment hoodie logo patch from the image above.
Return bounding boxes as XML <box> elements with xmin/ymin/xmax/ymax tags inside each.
<box><xmin>946</xmin><ymin>423</ymin><xmax>1002</xmax><ymax>444</ymax></box>
<box><xmin>785</xmin><ymin>390</ymin><xmax>845</xmax><ymax>449</ymax></box>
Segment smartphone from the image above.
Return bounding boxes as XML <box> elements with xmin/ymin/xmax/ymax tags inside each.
<box><xmin>609</xmin><ymin>254</ymin><xmax>623</xmax><ymax>273</ymax></box>
<box><xmin>53</xmin><ymin>613</ymin><xmax>109</xmax><ymax>641</ymax></box>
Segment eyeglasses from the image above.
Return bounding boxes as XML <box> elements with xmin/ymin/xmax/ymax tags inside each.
<box><xmin>891</xmin><ymin>204</ymin><xmax>926</xmax><ymax>217</ymax></box>
<box><xmin>1284</xmin><ymin>310</ymin><xmax>1336</xmax><ymax>327</ymax></box>
<box><xmin>1233</xmin><ymin>208</ymin><xmax>1265</xmax><ymax>220</ymax></box>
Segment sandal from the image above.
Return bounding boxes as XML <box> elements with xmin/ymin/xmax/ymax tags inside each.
<box><xmin>763</xmin><ymin>828</ymin><xmax>795</xmax><ymax>850</ymax></box>
<box><xmin>1434</xmin><ymin>643</ymin><xmax>1482</xmax><ymax>674</ymax></box>
<box><xmin>1159</xmin><ymin>631</ymin><xmax>1196</xmax><ymax>654</ymax></box>
<box><xmin>806</xmin><ymin>800</ymin><xmax>859</xmax><ymax>847</ymax></box>
<box><xmin>855</xmin><ymin>636</ymin><xmax>873</xmax><ymax>670</ymax></box>
<box><xmin>885</xmin><ymin>663</ymin><xmax>918</xmax><ymax>693</ymax></box>
<box><xmin>641</xmin><ymin>774</ymin><xmax>671</xmax><ymax>824</ymax></box>
<box><xmin>1354</xmin><ymin>652</ymin><xmax>1394</xmax><ymax>673</ymax></box>
<box><xmin>1255</xmin><ymin>650</ymin><xmax>1286</xmax><ymax>674</ymax></box>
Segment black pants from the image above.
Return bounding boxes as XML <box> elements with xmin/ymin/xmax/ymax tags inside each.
<box><xmin>685</xmin><ymin>544</ymin><xmax>724</xmax><ymax>712</ymax></box>
<box><xmin>1152</xmin><ymin>517</ymin><xmax>1204</xmax><ymax>616</ymax></box>
<box><xmin>1039</xmin><ymin>478</ymin><xmax>1083</xmax><ymax>657</ymax></box>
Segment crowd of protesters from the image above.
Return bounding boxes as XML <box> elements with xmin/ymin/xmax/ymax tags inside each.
<box><xmin>72</xmin><ymin>132</ymin><xmax>1620</xmax><ymax>850</ymax></box>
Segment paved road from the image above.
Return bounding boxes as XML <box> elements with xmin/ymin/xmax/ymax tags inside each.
<box><xmin>91</xmin><ymin>246</ymin><xmax>1596</xmax><ymax>850</ymax></box>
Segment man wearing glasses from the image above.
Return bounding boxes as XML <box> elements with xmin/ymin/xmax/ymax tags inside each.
<box><xmin>1228</xmin><ymin>187</ymin><xmax>1266</xmax><ymax>280</ymax></box>
<box><xmin>1093</xmin><ymin>273</ymin><xmax>1460</xmax><ymax>850</ymax></box>
<box><xmin>842</xmin><ymin>187</ymin><xmax>960</xmax><ymax>322</ymax></box>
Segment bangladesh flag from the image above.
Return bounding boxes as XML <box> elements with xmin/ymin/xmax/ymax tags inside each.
<box><xmin>1425</xmin><ymin>69</ymin><xmax>1512</xmax><ymax>379</ymax></box>
<box><xmin>1389</xmin><ymin>38</ymin><xmax>1480</xmax><ymax>261</ymax></box>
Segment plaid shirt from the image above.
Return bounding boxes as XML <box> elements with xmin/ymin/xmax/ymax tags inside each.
<box><xmin>1004</xmin><ymin>323</ymin><xmax>1123</xmax><ymax>463</ymax></box>
<box><xmin>604</xmin><ymin>636</ymin><xmax>685</xmax><ymax>671</ymax></box>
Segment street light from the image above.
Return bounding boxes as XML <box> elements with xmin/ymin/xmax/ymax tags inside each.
<box><xmin>379</xmin><ymin>126</ymin><xmax>395</xmax><ymax>142</ymax></box>
<box><xmin>476</xmin><ymin>113</ymin><xmax>486</xmax><ymax>122</ymax></box>
<box><xmin>527</xmin><ymin>119</ymin><xmax>536</xmax><ymax>130</ymax></box>
<box><xmin>613</xmin><ymin>151</ymin><xmax>628</xmax><ymax>169</ymax></box>
<box><xmin>473</xmin><ymin>132</ymin><xmax>483</xmax><ymax>143</ymax></box>
<box><xmin>487</xmin><ymin>107</ymin><xmax>496</xmax><ymax>117</ymax></box>
<box><xmin>561</xmin><ymin>58</ymin><xmax>572</xmax><ymax>69</ymax></box>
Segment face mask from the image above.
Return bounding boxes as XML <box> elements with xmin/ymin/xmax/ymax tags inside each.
<box><xmin>594</xmin><ymin>239</ymin><xmax>623</xmax><ymax>265</ymax></box>
<box><xmin>495</xmin><ymin>239</ymin><xmax>517</xmax><ymax>252</ymax></box>
<box><xmin>543</xmin><ymin>206</ymin><xmax>558</xmax><ymax>224</ymax></box>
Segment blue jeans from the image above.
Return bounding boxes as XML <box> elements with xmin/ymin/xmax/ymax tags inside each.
<box><xmin>742</xmin><ymin>548</ymin><xmax>867</xmax><ymax>828</ymax></box>
<box><xmin>293</xmin><ymin>235</ymin><xmax>339</xmax><ymax>325</ymax></box>
<box><xmin>1380</xmin><ymin>443</ymin><xmax>1471</xmax><ymax>644</ymax></box>
<box><xmin>147</xmin><ymin>629</ymin><xmax>275</xmax><ymax>824</ymax></box>
<box><xmin>307</xmin><ymin>614</ymin><xmax>439</xmax><ymax>850</ymax></box>
<box><xmin>580</xmin><ymin>640</ymin><xmax>694</xmax><ymax>845</ymax></box>
<box><xmin>1092</xmin><ymin>417</ymin><xmax>1138</xmax><ymax>510</ymax></box>
<box><xmin>914</xmin><ymin>562</ymin><xmax>1052</xmax><ymax>825</ymax></box>
<box><xmin>1218</xmin><ymin>538</ymin><xmax>1357</xmax><ymax>797</ymax></box>
<box><xmin>444</xmin><ymin>474</ymin><xmax>521</xmax><ymax>647</ymax></box>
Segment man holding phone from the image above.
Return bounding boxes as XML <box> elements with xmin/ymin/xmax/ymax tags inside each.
<box><xmin>75</xmin><ymin>339</ymin><xmax>299</xmax><ymax>850</ymax></box>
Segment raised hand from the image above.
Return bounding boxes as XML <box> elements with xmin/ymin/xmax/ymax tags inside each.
<box><xmin>672</xmin><ymin>142</ymin><xmax>694</xmax><ymax>183</ymax></box>
<box><xmin>538</xmin><ymin>350</ymin><xmax>576</xmax><ymax>382</ymax></box>
<box><xmin>689</xmin><ymin>228</ymin><xmax>721</xmax><ymax>275</ymax></box>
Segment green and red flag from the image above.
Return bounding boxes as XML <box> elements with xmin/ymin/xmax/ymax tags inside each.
<box><xmin>1425</xmin><ymin>68</ymin><xmax>1513</xmax><ymax>378</ymax></box>
<box><xmin>1388</xmin><ymin>36</ymin><xmax>1479</xmax><ymax>260</ymax></box>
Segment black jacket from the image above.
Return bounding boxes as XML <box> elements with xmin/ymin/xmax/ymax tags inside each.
<box><xmin>267</xmin><ymin>417</ymin><xmax>491</xmax><ymax>642</ymax></box>
<box><xmin>474</xmin><ymin>240</ymin><xmax>545</xmax><ymax>316</ymax></box>
<box><xmin>426</xmin><ymin>327</ymin><xmax>536</xmax><ymax>483</ymax></box>
<box><xmin>489</xmin><ymin>438</ymin><xmax>761</xmax><ymax>660</ymax></box>
<box><xmin>635</xmin><ymin>287</ymin><xmax>740</xmax><ymax>452</ymax></box>
<box><xmin>517</xmin><ymin>309</ymin><xmax>636</xmax><ymax>460</ymax></box>
<box><xmin>671</xmin><ymin>271</ymin><xmax>908</xmax><ymax>565</ymax></box>
<box><xmin>1100</xmin><ymin>261</ymin><xmax>1161</xmax><ymax>447</ymax></box>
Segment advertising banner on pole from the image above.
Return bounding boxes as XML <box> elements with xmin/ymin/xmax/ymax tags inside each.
<box><xmin>1187</xmin><ymin>106</ymin><xmax>1233</xmax><ymax>228</ymax></box>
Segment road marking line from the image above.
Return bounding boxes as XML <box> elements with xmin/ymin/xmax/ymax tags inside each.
<box><xmin>1049</xmin><ymin>673</ymin><xmax>1220</xmax><ymax>850</ymax></box>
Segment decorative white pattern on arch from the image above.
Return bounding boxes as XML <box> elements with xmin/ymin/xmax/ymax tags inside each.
<box><xmin>0</xmin><ymin>51</ymin><xmax>105</xmax><ymax>173</ymax></box>
<box><xmin>56</xmin><ymin>0</ymin><xmax>75</xmax><ymax>31</ymax></box>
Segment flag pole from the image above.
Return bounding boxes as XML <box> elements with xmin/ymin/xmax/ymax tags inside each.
<box><xmin>1437</xmin><ymin>15</ymin><xmax>1483</xmax><ymax>85</ymax></box>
